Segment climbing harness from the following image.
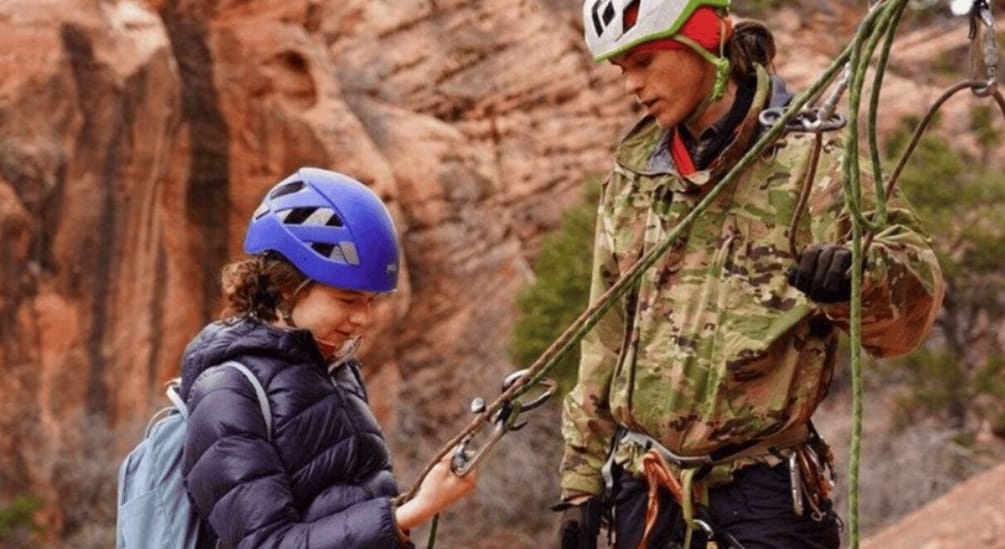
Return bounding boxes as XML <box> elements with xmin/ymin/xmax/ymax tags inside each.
<box><xmin>399</xmin><ymin>2</ymin><xmax>1003</xmax><ymax>547</ymax></box>
<box><xmin>637</xmin><ymin>449</ymin><xmax>746</xmax><ymax>549</ymax></box>
<box><xmin>626</xmin><ymin>423</ymin><xmax>809</xmax><ymax>549</ymax></box>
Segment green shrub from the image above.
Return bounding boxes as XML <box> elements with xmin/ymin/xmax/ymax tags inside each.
<box><xmin>0</xmin><ymin>494</ymin><xmax>43</xmax><ymax>545</ymax></box>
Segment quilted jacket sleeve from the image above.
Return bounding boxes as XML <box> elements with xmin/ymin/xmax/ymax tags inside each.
<box><xmin>182</xmin><ymin>367</ymin><xmax>406</xmax><ymax>549</ymax></box>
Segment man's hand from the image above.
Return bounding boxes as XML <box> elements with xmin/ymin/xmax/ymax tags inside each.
<box><xmin>556</xmin><ymin>496</ymin><xmax>603</xmax><ymax>549</ymax></box>
<box><xmin>787</xmin><ymin>244</ymin><xmax>854</xmax><ymax>303</ymax></box>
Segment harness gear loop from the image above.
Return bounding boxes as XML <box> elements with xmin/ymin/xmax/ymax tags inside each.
<box><xmin>629</xmin><ymin>423</ymin><xmax>808</xmax><ymax>548</ymax></box>
<box><xmin>638</xmin><ymin>450</ymin><xmax>684</xmax><ymax>549</ymax></box>
<box><xmin>638</xmin><ymin>450</ymin><xmax>718</xmax><ymax>549</ymax></box>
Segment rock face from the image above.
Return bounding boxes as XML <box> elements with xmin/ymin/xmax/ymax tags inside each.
<box><xmin>862</xmin><ymin>461</ymin><xmax>1005</xmax><ymax>549</ymax></box>
<box><xmin>1</xmin><ymin>0</ymin><xmax>1002</xmax><ymax>545</ymax></box>
<box><xmin>0</xmin><ymin>0</ymin><xmax>629</xmax><ymax>540</ymax></box>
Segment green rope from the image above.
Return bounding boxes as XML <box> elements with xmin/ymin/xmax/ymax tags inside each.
<box><xmin>842</xmin><ymin>0</ymin><xmax>901</xmax><ymax>234</ymax></box>
<box><xmin>406</xmin><ymin>5</ymin><xmax>1004</xmax><ymax>549</ymax></box>
<box><xmin>848</xmin><ymin>223</ymin><xmax>865</xmax><ymax>548</ymax></box>
<box><xmin>398</xmin><ymin>45</ymin><xmax>851</xmax><ymax>512</ymax></box>
<box><xmin>426</xmin><ymin>514</ymin><xmax>439</xmax><ymax>549</ymax></box>
<box><xmin>841</xmin><ymin>2</ymin><xmax>909</xmax><ymax>544</ymax></box>
<box><xmin>509</xmin><ymin>47</ymin><xmax>853</xmax><ymax>399</ymax></box>
<box><xmin>867</xmin><ymin>3</ymin><xmax>906</xmax><ymax>216</ymax></box>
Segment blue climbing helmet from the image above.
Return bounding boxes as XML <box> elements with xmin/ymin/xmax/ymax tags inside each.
<box><xmin>244</xmin><ymin>167</ymin><xmax>400</xmax><ymax>293</ymax></box>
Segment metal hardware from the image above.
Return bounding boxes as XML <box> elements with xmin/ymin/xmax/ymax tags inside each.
<box><xmin>450</xmin><ymin>369</ymin><xmax>557</xmax><ymax>476</ymax></box>
<box><xmin>789</xmin><ymin>452</ymin><xmax>805</xmax><ymax>517</ymax></box>
<box><xmin>759</xmin><ymin>107</ymin><xmax>848</xmax><ymax>133</ymax></box>
<box><xmin>969</xmin><ymin>0</ymin><xmax>999</xmax><ymax>96</ymax></box>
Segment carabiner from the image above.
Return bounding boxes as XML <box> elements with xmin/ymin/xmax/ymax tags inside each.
<box><xmin>759</xmin><ymin>107</ymin><xmax>847</xmax><ymax>134</ymax></box>
<box><xmin>450</xmin><ymin>369</ymin><xmax>557</xmax><ymax>476</ymax></box>
<box><xmin>969</xmin><ymin>0</ymin><xmax>999</xmax><ymax>96</ymax></box>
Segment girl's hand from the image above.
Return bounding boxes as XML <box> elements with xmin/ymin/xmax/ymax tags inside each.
<box><xmin>394</xmin><ymin>452</ymin><xmax>478</xmax><ymax>531</ymax></box>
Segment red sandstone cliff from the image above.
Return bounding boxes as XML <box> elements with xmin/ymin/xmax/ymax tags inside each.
<box><xmin>0</xmin><ymin>0</ymin><xmax>1002</xmax><ymax>546</ymax></box>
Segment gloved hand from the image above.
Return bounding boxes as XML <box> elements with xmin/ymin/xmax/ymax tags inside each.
<box><xmin>556</xmin><ymin>496</ymin><xmax>603</xmax><ymax>549</ymax></box>
<box><xmin>787</xmin><ymin>244</ymin><xmax>854</xmax><ymax>303</ymax></box>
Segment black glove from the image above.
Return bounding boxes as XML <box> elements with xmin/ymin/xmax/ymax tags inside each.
<box><xmin>787</xmin><ymin>244</ymin><xmax>854</xmax><ymax>303</ymax></box>
<box><xmin>555</xmin><ymin>497</ymin><xmax>603</xmax><ymax>549</ymax></box>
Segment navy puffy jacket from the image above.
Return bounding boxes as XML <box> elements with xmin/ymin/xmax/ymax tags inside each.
<box><xmin>179</xmin><ymin>317</ymin><xmax>407</xmax><ymax>548</ymax></box>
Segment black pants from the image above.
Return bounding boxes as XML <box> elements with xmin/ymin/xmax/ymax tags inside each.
<box><xmin>612</xmin><ymin>462</ymin><xmax>841</xmax><ymax>549</ymax></box>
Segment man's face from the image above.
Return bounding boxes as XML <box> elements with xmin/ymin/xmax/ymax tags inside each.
<box><xmin>611</xmin><ymin>46</ymin><xmax>713</xmax><ymax>129</ymax></box>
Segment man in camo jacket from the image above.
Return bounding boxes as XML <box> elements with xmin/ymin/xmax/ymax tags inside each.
<box><xmin>558</xmin><ymin>1</ymin><xmax>944</xmax><ymax>547</ymax></box>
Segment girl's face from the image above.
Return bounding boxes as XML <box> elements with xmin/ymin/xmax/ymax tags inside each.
<box><xmin>288</xmin><ymin>283</ymin><xmax>378</xmax><ymax>354</ymax></box>
<box><xmin>611</xmin><ymin>47</ymin><xmax>713</xmax><ymax>129</ymax></box>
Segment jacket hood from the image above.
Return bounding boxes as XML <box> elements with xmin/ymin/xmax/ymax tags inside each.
<box><xmin>179</xmin><ymin>316</ymin><xmax>324</xmax><ymax>400</ymax></box>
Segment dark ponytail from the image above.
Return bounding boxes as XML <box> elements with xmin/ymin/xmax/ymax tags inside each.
<box><xmin>726</xmin><ymin>19</ymin><xmax>776</xmax><ymax>79</ymax></box>
<box><xmin>220</xmin><ymin>253</ymin><xmax>307</xmax><ymax>321</ymax></box>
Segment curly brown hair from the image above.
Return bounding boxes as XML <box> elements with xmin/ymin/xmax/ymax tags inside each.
<box><xmin>220</xmin><ymin>253</ymin><xmax>308</xmax><ymax>322</ymax></box>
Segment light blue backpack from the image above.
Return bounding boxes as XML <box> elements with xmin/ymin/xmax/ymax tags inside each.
<box><xmin>116</xmin><ymin>362</ymin><xmax>271</xmax><ymax>549</ymax></box>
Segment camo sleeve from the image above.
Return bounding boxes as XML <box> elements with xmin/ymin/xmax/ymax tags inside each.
<box><xmin>559</xmin><ymin>180</ymin><xmax>624</xmax><ymax>497</ymax></box>
<box><xmin>808</xmin><ymin>158</ymin><xmax>945</xmax><ymax>358</ymax></box>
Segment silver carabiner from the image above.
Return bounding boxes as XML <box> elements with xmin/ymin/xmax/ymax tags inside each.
<box><xmin>969</xmin><ymin>0</ymin><xmax>999</xmax><ymax>96</ymax></box>
<box><xmin>759</xmin><ymin>107</ymin><xmax>847</xmax><ymax>134</ymax></box>
<box><xmin>450</xmin><ymin>369</ymin><xmax>557</xmax><ymax>476</ymax></box>
<box><xmin>789</xmin><ymin>452</ymin><xmax>805</xmax><ymax>517</ymax></box>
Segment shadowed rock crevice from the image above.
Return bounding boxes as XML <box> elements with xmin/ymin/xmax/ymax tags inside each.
<box><xmin>264</xmin><ymin>50</ymin><xmax>318</xmax><ymax>110</ymax></box>
<box><xmin>148</xmin><ymin>245</ymin><xmax>168</xmax><ymax>389</ymax></box>
<box><xmin>161</xmin><ymin>0</ymin><xmax>231</xmax><ymax>324</ymax></box>
<box><xmin>62</xmin><ymin>23</ymin><xmax>120</xmax><ymax>418</ymax></box>
<box><xmin>62</xmin><ymin>21</ymin><xmax>160</xmax><ymax>419</ymax></box>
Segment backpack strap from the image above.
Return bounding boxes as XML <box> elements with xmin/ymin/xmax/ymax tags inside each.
<box><xmin>167</xmin><ymin>362</ymin><xmax>274</xmax><ymax>441</ymax></box>
<box><xmin>219</xmin><ymin>361</ymin><xmax>273</xmax><ymax>441</ymax></box>
<box><xmin>165</xmin><ymin>379</ymin><xmax>187</xmax><ymax>418</ymax></box>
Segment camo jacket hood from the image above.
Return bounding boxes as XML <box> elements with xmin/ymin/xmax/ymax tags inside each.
<box><xmin>560</xmin><ymin>66</ymin><xmax>945</xmax><ymax>497</ymax></box>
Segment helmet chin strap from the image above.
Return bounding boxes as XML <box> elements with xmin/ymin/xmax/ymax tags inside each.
<box><xmin>675</xmin><ymin>17</ymin><xmax>732</xmax><ymax>127</ymax></box>
<box><xmin>279</xmin><ymin>278</ymin><xmax>313</xmax><ymax>328</ymax></box>
<box><xmin>325</xmin><ymin>337</ymin><xmax>362</xmax><ymax>370</ymax></box>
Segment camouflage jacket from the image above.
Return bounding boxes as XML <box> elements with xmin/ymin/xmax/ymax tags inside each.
<box><xmin>559</xmin><ymin>67</ymin><xmax>945</xmax><ymax>497</ymax></box>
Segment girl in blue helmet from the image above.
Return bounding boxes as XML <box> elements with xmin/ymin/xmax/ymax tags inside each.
<box><xmin>177</xmin><ymin>168</ymin><xmax>475</xmax><ymax>548</ymax></box>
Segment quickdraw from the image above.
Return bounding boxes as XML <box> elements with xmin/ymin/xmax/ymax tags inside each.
<box><xmin>450</xmin><ymin>369</ymin><xmax>557</xmax><ymax>477</ymax></box>
<box><xmin>397</xmin><ymin>369</ymin><xmax>556</xmax><ymax>549</ymax></box>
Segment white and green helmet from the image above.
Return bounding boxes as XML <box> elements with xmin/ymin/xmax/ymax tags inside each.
<box><xmin>583</xmin><ymin>0</ymin><xmax>732</xmax><ymax>62</ymax></box>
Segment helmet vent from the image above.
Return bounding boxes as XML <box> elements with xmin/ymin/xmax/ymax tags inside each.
<box><xmin>623</xmin><ymin>0</ymin><xmax>639</xmax><ymax>32</ymax></box>
<box><xmin>309</xmin><ymin>241</ymin><xmax>360</xmax><ymax>265</ymax></box>
<box><xmin>270</xmin><ymin>181</ymin><xmax>306</xmax><ymax>199</ymax></box>
<box><xmin>602</xmin><ymin>2</ymin><xmax>615</xmax><ymax>25</ymax></box>
<box><xmin>590</xmin><ymin>0</ymin><xmax>605</xmax><ymax>36</ymax></box>
<box><xmin>280</xmin><ymin>207</ymin><xmax>344</xmax><ymax>227</ymax></box>
<box><xmin>311</xmin><ymin>242</ymin><xmax>336</xmax><ymax>258</ymax></box>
